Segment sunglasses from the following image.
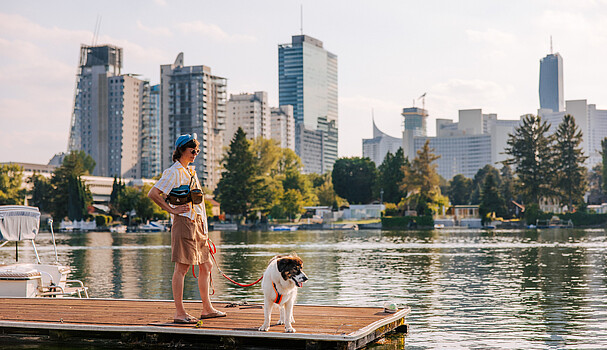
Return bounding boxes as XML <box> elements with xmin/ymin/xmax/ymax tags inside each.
<box><xmin>190</xmin><ymin>149</ymin><xmax>200</xmax><ymax>155</ymax></box>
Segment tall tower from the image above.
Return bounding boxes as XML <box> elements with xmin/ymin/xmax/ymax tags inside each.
<box><xmin>278</xmin><ymin>35</ymin><xmax>338</xmax><ymax>174</ymax></box>
<box><xmin>160</xmin><ymin>53</ymin><xmax>227</xmax><ymax>190</ymax></box>
<box><xmin>68</xmin><ymin>45</ymin><xmax>145</xmax><ymax>178</ymax></box>
<box><xmin>539</xmin><ymin>48</ymin><xmax>564</xmax><ymax>112</ymax></box>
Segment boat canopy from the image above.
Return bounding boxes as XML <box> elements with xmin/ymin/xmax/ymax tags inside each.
<box><xmin>0</xmin><ymin>206</ymin><xmax>40</xmax><ymax>241</ymax></box>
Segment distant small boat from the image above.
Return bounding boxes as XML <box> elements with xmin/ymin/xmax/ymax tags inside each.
<box><xmin>434</xmin><ymin>224</ymin><xmax>445</xmax><ymax>229</ymax></box>
<box><xmin>271</xmin><ymin>226</ymin><xmax>298</xmax><ymax>231</ymax></box>
<box><xmin>109</xmin><ymin>225</ymin><xmax>127</xmax><ymax>233</ymax></box>
<box><xmin>137</xmin><ymin>221</ymin><xmax>166</xmax><ymax>232</ymax></box>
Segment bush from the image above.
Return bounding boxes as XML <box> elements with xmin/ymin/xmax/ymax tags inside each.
<box><xmin>381</xmin><ymin>215</ymin><xmax>434</xmax><ymax>228</ymax></box>
<box><xmin>95</xmin><ymin>214</ymin><xmax>112</xmax><ymax>227</ymax></box>
<box><xmin>382</xmin><ymin>203</ymin><xmax>398</xmax><ymax>217</ymax></box>
<box><xmin>559</xmin><ymin>212</ymin><xmax>607</xmax><ymax>226</ymax></box>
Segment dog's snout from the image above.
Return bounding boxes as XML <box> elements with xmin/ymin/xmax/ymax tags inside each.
<box><xmin>302</xmin><ymin>273</ymin><xmax>308</xmax><ymax>282</ymax></box>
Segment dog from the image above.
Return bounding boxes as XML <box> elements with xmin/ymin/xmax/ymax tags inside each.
<box><xmin>258</xmin><ymin>255</ymin><xmax>308</xmax><ymax>333</ymax></box>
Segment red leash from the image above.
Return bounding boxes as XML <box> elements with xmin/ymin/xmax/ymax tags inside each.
<box><xmin>191</xmin><ymin>239</ymin><xmax>264</xmax><ymax>294</ymax></box>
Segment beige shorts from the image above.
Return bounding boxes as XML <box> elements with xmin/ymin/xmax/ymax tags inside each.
<box><xmin>171</xmin><ymin>214</ymin><xmax>209</xmax><ymax>265</ymax></box>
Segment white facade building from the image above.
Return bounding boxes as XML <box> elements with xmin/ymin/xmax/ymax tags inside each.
<box><xmin>539</xmin><ymin>99</ymin><xmax>607</xmax><ymax>168</ymax></box>
<box><xmin>403</xmin><ymin>108</ymin><xmax>522</xmax><ymax>179</ymax></box>
<box><xmin>362</xmin><ymin>119</ymin><xmax>403</xmax><ymax>166</ymax></box>
<box><xmin>225</xmin><ymin>91</ymin><xmax>270</xmax><ymax>145</ymax></box>
<box><xmin>270</xmin><ymin>105</ymin><xmax>295</xmax><ymax>150</ymax></box>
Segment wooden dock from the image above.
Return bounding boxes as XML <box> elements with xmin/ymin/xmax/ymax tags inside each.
<box><xmin>0</xmin><ymin>298</ymin><xmax>409</xmax><ymax>349</ymax></box>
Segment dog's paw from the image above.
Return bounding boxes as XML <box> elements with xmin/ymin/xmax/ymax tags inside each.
<box><xmin>276</xmin><ymin>319</ymin><xmax>285</xmax><ymax>325</ymax></box>
<box><xmin>285</xmin><ymin>326</ymin><xmax>296</xmax><ymax>333</ymax></box>
<box><xmin>259</xmin><ymin>324</ymin><xmax>270</xmax><ymax>332</ymax></box>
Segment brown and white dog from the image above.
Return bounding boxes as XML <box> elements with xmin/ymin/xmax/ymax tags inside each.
<box><xmin>258</xmin><ymin>255</ymin><xmax>308</xmax><ymax>333</ymax></box>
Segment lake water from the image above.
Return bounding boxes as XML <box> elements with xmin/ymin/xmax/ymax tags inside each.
<box><xmin>2</xmin><ymin>228</ymin><xmax>607</xmax><ymax>349</ymax></box>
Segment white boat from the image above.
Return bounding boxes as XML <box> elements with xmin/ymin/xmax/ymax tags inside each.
<box><xmin>109</xmin><ymin>224</ymin><xmax>127</xmax><ymax>233</ymax></box>
<box><xmin>271</xmin><ymin>225</ymin><xmax>299</xmax><ymax>231</ymax></box>
<box><xmin>0</xmin><ymin>206</ymin><xmax>89</xmax><ymax>298</ymax></box>
<box><xmin>137</xmin><ymin>221</ymin><xmax>167</xmax><ymax>232</ymax></box>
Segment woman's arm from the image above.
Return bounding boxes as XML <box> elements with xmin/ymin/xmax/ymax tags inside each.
<box><xmin>148</xmin><ymin>186</ymin><xmax>189</xmax><ymax>215</ymax></box>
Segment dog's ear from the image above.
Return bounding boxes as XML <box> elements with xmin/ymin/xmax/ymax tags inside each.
<box><xmin>277</xmin><ymin>258</ymin><xmax>289</xmax><ymax>274</ymax></box>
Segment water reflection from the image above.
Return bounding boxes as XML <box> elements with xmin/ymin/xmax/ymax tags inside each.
<box><xmin>1</xmin><ymin>228</ymin><xmax>607</xmax><ymax>349</ymax></box>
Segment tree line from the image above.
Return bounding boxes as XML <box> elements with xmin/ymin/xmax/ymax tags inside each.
<box><xmin>2</xmin><ymin>113</ymin><xmax>597</xmax><ymax>225</ymax></box>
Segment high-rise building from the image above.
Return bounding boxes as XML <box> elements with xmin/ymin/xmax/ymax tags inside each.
<box><xmin>278</xmin><ymin>35</ymin><xmax>338</xmax><ymax>173</ymax></box>
<box><xmin>363</xmin><ymin>119</ymin><xmax>403</xmax><ymax>166</ymax></box>
<box><xmin>401</xmin><ymin>108</ymin><xmax>522</xmax><ymax>179</ymax></box>
<box><xmin>68</xmin><ymin>44</ymin><xmax>145</xmax><ymax>178</ymax></box>
<box><xmin>225</xmin><ymin>91</ymin><xmax>270</xmax><ymax>146</ymax></box>
<box><xmin>140</xmin><ymin>84</ymin><xmax>161</xmax><ymax>178</ymax></box>
<box><xmin>270</xmin><ymin>105</ymin><xmax>295</xmax><ymax>150</ymax></box>
<box><xmin>539</xmin><ymin>52</ymin><xmax>564</xmax><ymax>112</ymax></box>
<box><xmin>160</xmin><ymin>53</ymin><xmax>227</xmax><ymax>190</ymax></box>
<box><xmin>401</xmin><ymin>107</ymin><xmax>428</xmax><ymax>137</ymax></box>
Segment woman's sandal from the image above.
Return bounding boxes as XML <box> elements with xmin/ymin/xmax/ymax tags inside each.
<box><xmin>174</xmin><ymin>315</ymin><xmax>199</xmax><ymax>324</ymax></box>
<box><xmin>200</xmin><ymin>310</ymin><xmax>227</xmax><ymax>319</ymax></box>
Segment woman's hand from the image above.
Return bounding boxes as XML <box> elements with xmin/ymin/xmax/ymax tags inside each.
<box><xmin>170</xmin><ymin>204</ymin><xmax>190</xmax><ymax>215</ymax></box>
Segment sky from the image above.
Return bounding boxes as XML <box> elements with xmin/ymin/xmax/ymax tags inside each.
<box><xmin>1</xmin><ymin>0</ymin><xmax>607</xmax><ymax>165</ymax></box>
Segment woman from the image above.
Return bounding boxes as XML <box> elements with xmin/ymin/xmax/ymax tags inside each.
<box><xmin>148</xmin><ymin>133</ymin><xmax>226</xmax><ymax>323</ymax></box>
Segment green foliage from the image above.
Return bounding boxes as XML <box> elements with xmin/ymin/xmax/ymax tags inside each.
<box><xmin>381</xmin><ymin>215</ymin><xmax>434</xmax><ymax>228</ymax></box>
<box><xmin>27</xmin><ymin>173</ymin><xmax>52</xmax><ymax>212</ymax></box>
<box><xmin>382</xmin><ymin>203</ymin><xmax>399</xmax><ymax>216</ymax></box>
<box><xmin>215</xmin><ymin>128</ymin><xmax>260</xmax><ymax>218</ymax></box>
<box><xmin>332</xmin><ymin>157</ymin><xmax>377</xmax><ymax>204</ymax></box>
<box><xmin>553</xmin><ymin>115</ymin><xmax>588</xmax><ymax>211</ymax></box>
<box><xmin>282</xmin><ymin>189</ymin><xmax>304</xmax><ymax>220</ymax></box>
<box><xmin>523</xmin><ymin>203</ymin><xmax>543</xmax><ymax>225</ymax></box>
<box><xmin>447</xmin><ymin>174</ymin><xmax>472</xmax><ymax>205</ymax></box>
<box><xmin>400</xmin><ymin>140</ymin><xmax>442</xmax><ymax>215</ymax></box>
<box><xmin>50</xmin><ymin>152</ymin><xmax>93</xmax><ymax>220</ymax></box>
<box><xmin>559</xmin><ymin>212</ymin><xmax>607</xmax><ymax>226</ymax></box>
<box><xmin>377</xmin><ymin>148</ymin><xmax>408</xmax><ymax>204</ymax></box>
<box><xmin>479</xmin><ymin>173</ymin><xmax>507</xmax><ymax>225</ymax></box>
<box><xmin>469</xmin><ymin>165</ymin><xmax>501</xmax><ymax>205</ymax></box>
<box><xmin>95</xmin><ymin>214</ymin><xmax>112</xmax><ymax>227</ymax></box>
<box><xmin>0</xmin><ymin>164</ymin><xmax>25</xmax><ymax>205</ymax></box>
<box><xmin>504</xmin><ymin>114</ymin><xmax>554</xmax><ymax>205</ymax></box>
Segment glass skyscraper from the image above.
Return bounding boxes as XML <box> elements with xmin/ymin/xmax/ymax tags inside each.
<box><xmin>539</xmin><ymin>52</ymin><xmax>564</xmax><ymax>112</ymax></box>
<box><xmin>278</xmin><ymin>35</ymin><xmax>338</xmax><ymax>174</ymax></box>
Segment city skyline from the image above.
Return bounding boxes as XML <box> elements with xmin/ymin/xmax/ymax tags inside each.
<box><xmin>2</xmin><ymin>1</ymin><xmax>607</xmax><ymax>165</ymax></box>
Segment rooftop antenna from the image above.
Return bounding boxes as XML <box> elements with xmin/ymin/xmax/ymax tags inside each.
<box><xmin>550</xmin><ymin>35</ymin><xmax>553</xmax><ymax>54</ymax></box>
<box><xmin>300</xmin><ymin>4</ymin><xmax>303</xmax><ymax>35</ymax></box>
<box><xmin>92</xmin><ymin>15</ymin><xmax>102</xmax><ymax>46</ymax></box>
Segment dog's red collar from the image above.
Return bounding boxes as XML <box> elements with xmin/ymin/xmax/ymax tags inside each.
<box><xmin>272</xmin><ymin>282</ymin><xmax>282</xmax><ymax>304</ymax></box>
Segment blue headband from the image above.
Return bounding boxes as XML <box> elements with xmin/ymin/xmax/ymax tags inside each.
<box><xmin>175</xmin><ymin>133</ymin><xmax>197</xmax><ymax>149</ymax></box>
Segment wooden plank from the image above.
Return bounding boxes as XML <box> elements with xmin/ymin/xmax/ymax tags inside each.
<box><xmin>0</xmin><ymin>298</ymin><xmax>410</xmax><ymax>349</ymax></box>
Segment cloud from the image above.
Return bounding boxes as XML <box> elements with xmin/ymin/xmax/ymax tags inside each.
<box><xmin>176</xmin><ymin>20</ymin><xmax>257</xmax><ymax>43</ymax></box>
<box><xmin>136</xmin><ymin>20</ymin><xmax>172</xmax><ymax>37</ymax></box>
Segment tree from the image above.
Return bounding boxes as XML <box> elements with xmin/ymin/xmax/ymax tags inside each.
<box><xmin>27</xmin><ymin>173</ymin><xmax>52</xmax><ymax>212</ymax></box>
<box><xmin>469</xmin><ymin>165</ymin><xmax>501</xmax><ymax>205</ymax></box>
<box><xmin>553</xmin><ymin>114</ymin><xmax>588</xmax><ymax>211</ymax></box>
<box><xmin>0</xmin><ymin>164</ymin><xmax>25</xmax><ymax>205</ymax></box>
<box><xmin>214</xmin><ymin>127</ymin><xmax>259</xmax><ymax>219</ymax></box>
<box><xmin>503</xmin><ymin>114</ymin><xmax>554</xmax><ymax>205</ymax></box>
<box><xmin>479</xmin><ymin>172</ymin><xmax>506</xmax><ymax>225</ymax></box>
<box><xmin>50</xmin><ymin>151</ymin><xmax>93</xmax><ymax>220</ymax></box>
<box><xmin>109</xmin><ymin>176</ymin><xmax>126</xmax><ymax>217</ymax></box>
<box><xmin>377</xmin><ymin>148</ymin><xmax>408</xmax><ymax>204</ymax></box>
<box><xmin>500</xmin><ymin>165</ymin><xmax>516</xmax><ymax>218</ymax></box>
<box><xmin>282</xmin><ymin>189</ymin><xmax>304</xmax><ymax>220</ymax></box>
<box><xmin>400</xmin><ymin>140</ymin><xmax>441</xmax><ymax>215</ymax></box>
<box><xmin>332</xmin><ymin>157</ymin><xmax>377</xmax><ymax>204</ymax></box>
<box><xmin>447</xmin><ymin>174</ymin><xmax>472</xmax><ymax>205</ymax></box>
